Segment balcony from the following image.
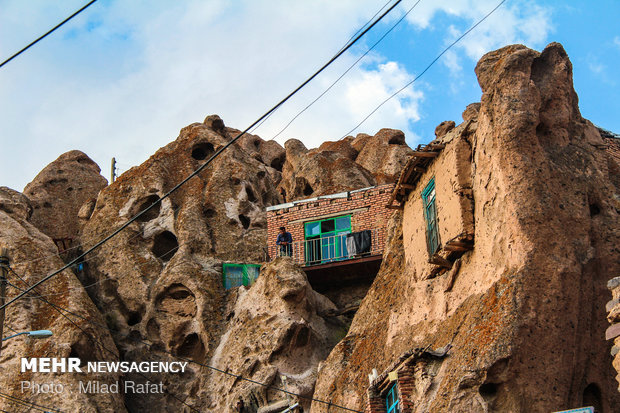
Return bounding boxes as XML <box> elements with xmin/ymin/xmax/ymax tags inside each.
<box><xmin>269</xmin><ymin>228</ymin><xmax>385</xmax><ymax>292</ymax></box>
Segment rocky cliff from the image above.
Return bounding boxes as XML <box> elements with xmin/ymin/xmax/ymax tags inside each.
<box><xmin>24</xmin><ymin>150</ymin><xmax>108</xmax><ymax>241</ymax></box>
<box><xmin>312</xmin><ymin>43</ymin><xmax>620</xmax><ymax>412</ymax></box>
<box><xmin>0</xmin><ymin>187</ymin><xmax>125</xmax><ymax>413</ymax></box>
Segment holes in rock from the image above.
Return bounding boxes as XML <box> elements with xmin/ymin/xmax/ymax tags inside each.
<box><xmin>239</xmin><ymin>214</ymin><xmax>250</xmax><ymax>229</ymax></box>
<box><xmin>152</xmin><ymin>231</ymin><xmax>179</xmax><ymax>262</ymax></box>
<box><xmin>202</xmin><ymin>206</ymin><xmax>216</xmax><ymax>218</ymax></box>
<box><xmin>388</xmin><ymin>133</ymin><xmax>405</xmax><ymax>145</ymax></box>
<box><xmin>43</xmin><ymin>201</ymin><xmax>52</xmax><ymax>208</ymax></box>
<box><xmin>191</xmin><ymin>142</ymin><xmax>214</xmax><ymax>160</ymax></box>
<box><xmin>253</xmin><ymin>139</ymin><xmax>261</xmax><ymax>150</ymax></box>
<box><xmin>134</xmin><ymin>195</ymin><xmax>161</xmax><ymax>222</ymax></box>
<box><xmin>156</xmin><ymin>283</ymin><xmax>196</xmax><ymax>317</ymax></box>
<box><xmin>69</xmin><ymin>334</ymin><xmax>97</xmax><ymax>366</ymax></box>
<box><xmin>589</xmin><ymin>202</ymin><xmax>601</xmax><ymax>216</ymax></box>
<box><xmin>303</xmin><ymin>182</ymin><xmax>313</xmax><ymax>196</ymax></box>
<box><xmin>232</xmin><ymin>177</ymin><xmax>241</xmax><ymax>185</ymax></box>
<box><xmin>176</xmin><ymin>333</ymin><xmax>206</xmax><ymax>364</ymax></box>
<box><xmin>67</xmin><ymin>187</ymin><xmax>74</xmax><ymax>192</ymax></box>
<box><xmin>167</xmin><ymin>284</ymin><xmax>192</xmax><ymax>300</ymax></box>
<box><xmin>479</xmin><ymin>382</ymin><xmax>498</xmax><ymax>400</ymax></box>
<box><xmin>270</xmin><ymin>155</ymin><xmax>285</xmax><ymax>171</ymax></box>
<box><xmin>583</xmin><ymin>383</ymin><xmax>602</xmax><ymax>413</ymax></box>
<box><xmin>245</xmin><ymin>185</ymin><xmax>257</xmax><ymax>203</ymax></box>
<box><xmin>257</xmin><ymin>170</ymin><xmax>266</xmax><ymax>178</ymax></box>
<box><xmin>127</xmin><ymin>310</ymin><xmax>142</xmax><ymax>326</ymax></box>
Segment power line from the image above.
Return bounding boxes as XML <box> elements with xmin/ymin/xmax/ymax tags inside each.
<box><xmin>6</xmin><ymin>266</ymin><xmax>363</xmax><ymax>413</ymax></box>
<box><xmin>0</xmin><ymin>390</ymin><xmax>64</xmax><ymax>413</ymax></box>
<box><xmin>270</xmin><ymin>0</ymin><xmax>422</xmax><ymax>141</ymax></box>
<box><xmin>6</xmin><ymin>267</ymin><xmax>201</xmax><ymax>413</ymax></box>
<box><xmin>0</xmin><ymin>0</ymin><xmax>403</xmax><ymax>312</ymax></box>
<box><xmin>340</xmin><ymin>0</ymin><xmax>507</xmax><ymax>139</ymax></box>
<box><xmin>0</xmin><ymin>0</ymin><xmax>98</xmax><ymax>69</ymax></box>
<box><xmin>249</xmin><ymin>0</ymin><xmax>396</xmax><ymax>135</ymax></box>
<box><xmin>8</xmin><ymin>2</ymin><xmax>397</xmax><ymax>270</ymax></box>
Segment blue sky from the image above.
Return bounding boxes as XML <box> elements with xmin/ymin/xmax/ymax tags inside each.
<box><xmin>1</xmin><ymin>0</ymin><xmax>618</xmax><ymax>190</ymax></box>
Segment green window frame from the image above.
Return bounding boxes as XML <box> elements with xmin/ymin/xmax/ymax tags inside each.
<box><xmin>304</xmin><ymin>215</ymin><xmax>351</xmax><ymax>264</ymax></box>
<box><xmin>386</xmin><ymin>384</ymin><xmax>401</xmax><ymax>413</ymax></box>
<box><xmin>222</xmin><ymin>263</ymin><xmax>261</xmax><ymax>289</ymax></box>
<box><xmin>422</xmin><ymin>178</ymin><xmax>440</xmax><ymax>256</ymax></box>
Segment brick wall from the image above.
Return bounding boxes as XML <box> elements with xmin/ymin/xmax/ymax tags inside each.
<box><xmin>266</xmin><ymin>184</ymin><xmax>395</xmax><ymax>260</ymax></box>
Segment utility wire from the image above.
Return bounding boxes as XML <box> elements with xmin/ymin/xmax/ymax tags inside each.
<box><xmin>0</xmin><ymin>0</ymin><xmax>402</xmax><ymax>312</ymax></box>
<box><xmin>0</xmin><ymin>390</ymin><xmax>64</xmax><ymax>413</ymax></box>
<box><xmin>340</xmin><ymin>0</ymin><xmax>507</xmax><ymax>139</ymax></box>
<box><xmin>6</xmin><ymin>268</ymin><xmax>201</xmax><ymax>413</ymax></box>
<box><xmin>6</xmin><ymin>266</ymin><xmax>363</xmax><ymax>413</ymax></box>
<box><xmin>270</xmin><ymin>0</ymin><xmax>422</xmax><ymax>141</ymax></box>
<box><xmin>0</xmin><ymin>0</ymin><xmax>98</xmax><ymax>69</ymax></box>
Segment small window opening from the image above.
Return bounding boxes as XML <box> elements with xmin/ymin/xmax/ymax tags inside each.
<box><xmin>253</xmin><ymin>139</ymin><xmax>261</xmax><ymax>149</ymax></box>
<box><xmin>152</xmin><ymin>231</ymin><xmax>179</xmax><ymax>262</ymax></box>
<box><xmin>479</xmin><ymin>382</ymin><xmax>499</xmax><ymax>400</ymax></box>
<box><xmin>127</xmin><ymin>310</ymin><xmax>142</xmax><ymax>326</ymax></box>
<box><xmin>176</xmin><ymin>333</ymin><xmax>206</xmax><ymax>364</ymax></box>
<box><xmin>239</xmin><ymin>214</ymin><xmax>251</xmax><ymax>229</ymax></box>
<box><xmin>422</xmin><ymin>178</ymin><xmax>440</xmax><ymax>256</ymax></box>
<box><xmin>191</xmin><ymin>142</ymin><xmax>214</xmax><ymax>160</ymax></box>
<box><xmin>135</xmin><ymin>195</ymin><xmax>161</xmax><ymax>222</ymax></box>
<box><xmin>385</xmin><ymin>384</ymin><xmax>400</xmax><ymax>413</ymax></box>
<box><xmin>589</xmin><ymin>202</ymin><xmax>601</xmax><ymax>216</ymax></box>
<box><xmin>583</xmin><ymin>383</ymin><xmax>602</xmax><ymax>413</ymax></box>
<box><xmin>245</xmin><ymin>185</ymin><xmax>257</xmax><ymax>203</ymax></box>
<box><xmin>303</xmin><ymin>182</ymin><xmax>313</xmax><ymax>196</ymax></box>
<box><xmin>271</xmin><ymin>155</ymin><xmax>285</xmax><ymax>171</ymax></box>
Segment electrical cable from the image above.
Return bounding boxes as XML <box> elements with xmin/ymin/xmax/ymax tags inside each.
<box><xmin>0</xmin><ymin>0</ymin><xmax>98</xmax><ymax>69</ymax></box>
<box><xmin>339</xmin><ymin>0</ymin><xmax>507</xmax><ymax>139</ymax></box>
<box><xmin>0</xmin><ymin>390</ymin><xmax>63</xmax><ymax>413</ymax></box>
<box><xmin>269</xmin><ymin>0</ymin><xmax>422</xmax><ymax>141</ymax></box>
<box><xmin>0</xmin><ymin>0</ymin><xmax>402</xmax><ymax>312</ymax></box>
<box><xmin>6</xmin><ymin>266</ymin><xmax>363</xmax><ymax>413</ymax></box>
<box><xmin>249</xmin><ymin>0</ymin><xmax>396</xmax><ymax>135</ymax></box>
<box><xmin>6</xmin><ymin>268</ymin><xmax>201</xmax><ymax>413</ymax></box>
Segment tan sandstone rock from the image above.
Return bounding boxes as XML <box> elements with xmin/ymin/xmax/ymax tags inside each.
<box><xmin>24</xmin><ymin>150</ymin><xmax>107</xmax><ymax>241</ymax></box>
<box><xmin>206</xmin><ymin>258</ymin><xmax>343</xmax><ymax>412</ymax></box>
<box><xmin>0</xmin><ymin>187</ymin><xmax>125</xmax><ymax>413</ymax></box>
<box><xmin>311</xmin><ymin>43</ymin><xmax>620</xmax><ymax>412</ymax></box>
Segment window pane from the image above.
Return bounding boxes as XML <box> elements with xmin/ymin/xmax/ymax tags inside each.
<box><xmin>335</xmin><ymin>216</ymin><xmax>350</xmax><ymax>230</ymax></box>
<box><xmin>321</xmin><ymin>219</ymin><xmax>335</xmax><ymax>233</ymax></box>
<box><xmin>305</xmin><ymin>221</ymin><xmax>321</xmax><ymax>237</ymax></box>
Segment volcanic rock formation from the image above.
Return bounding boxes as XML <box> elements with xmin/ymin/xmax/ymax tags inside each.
<box><xmin>24</xmin><ymin>150</ymin><xmax>107</xmax><ymax>241</ymax></box>
<box><xmin>0</xmin><ymin>187</ymin><xmax>125</xmax><ymax>413</ymax></box>
<box><xmin>206</xmin><ymin>258</ymin><xmax>344</xmax><ymax>412</ymax></box>
<box><xmin>311</xmin><ymin>43</ymin><xmax>620</xmax><ymax>412</ymax></box>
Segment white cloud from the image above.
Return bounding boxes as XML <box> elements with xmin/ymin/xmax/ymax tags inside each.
<box><xmin>615</xmin><ymin>36</ymin><xmax>620</xmax><ymax>49</ymax></box>
<box><xmin>403</xmin><ymin>0</ymin><xmax>552</xmax><ymax>72</ymax></box>
<box><xmin>0</xmin><ymin>0</ymin><xmax>551</xmax><ymax>190</ymax></box>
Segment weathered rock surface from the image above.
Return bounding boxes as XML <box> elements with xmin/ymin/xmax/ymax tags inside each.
<box><xmin>0</xmin><ymin>187</ymin><xmax>125</xmax><ymax>413</ymax></box>
<box><xmin>278</xmin><ymin>139</ymin><xmax>376</xmax><ymax>201</ymax></box>
<box><xmin>206</xmin><ymin>258</ymin><xmax>343</xmax><ymax>412</ymax></box>
<box><xmin>78</xmin><ymin>116</ymin><xmax>283</xmax><ymax>411</ymax></box>
<box><xmin>434</xmin><ymin>120</ymin><xmax>455</xmax><ymax>138</ymax></box>
<box><xmin>312</xmin><ymin>43</ymin><xmax>620</xmax><ymax>412</ymax></box>
<box><xmin>354</xmin><ymin>128</ymin><xmax>414</xmax><ymax>185</ymax></box>
<box><xmin>24</xmin><ymin>150</ymin><xmax>107</xmax><ymax>241</ymax></box>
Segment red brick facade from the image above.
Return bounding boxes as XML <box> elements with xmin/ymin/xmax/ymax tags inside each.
<box><xmin>266</xmin><ymin>184</ymin><xmax>395</xmax><ymax>261</ymax></box>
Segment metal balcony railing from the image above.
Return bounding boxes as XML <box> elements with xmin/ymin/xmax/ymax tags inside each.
<box><xmin>271</xmin><ymin>228</ymin><xmax>384</xmax><ymax>267</ymax></box>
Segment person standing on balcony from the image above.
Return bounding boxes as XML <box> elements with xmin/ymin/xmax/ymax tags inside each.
<box><xmin>276</xmin><ymin>226</ymin><xmax>293</xmax><ymax>257</ymax></box>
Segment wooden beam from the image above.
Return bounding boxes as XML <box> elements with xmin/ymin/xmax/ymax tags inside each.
<box><xmin>400</xmin><ymin>184</ymin><xmax>414</xmax><ymax>189</ymax></box>
<box><xmin>443</xmin><ymin>244</ymin><xmax>470</xmax><ymax>252</ymax></box>
<box><xmin>446</xmin><ymin>241</ymin><xmax>473</xmax><ymax>248</ymax></box>
<box><xmin>412</xmin><ymin>151</ymin><xmax>439</xmax><ymax>158</ymax></box>
<box><xmin>429</xmin><ymin>254</ymin><xmax>452</xmax><ymax>269</ymax></box>
<box><xmin>386</xmin><ymin>204</ymin><xmax>403</xmax><ymax>210</ymax></box>
<box><xmin>413</xmin><ymin>166</ymin><xmax>426</xmax><ymax>173</ymax></box>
